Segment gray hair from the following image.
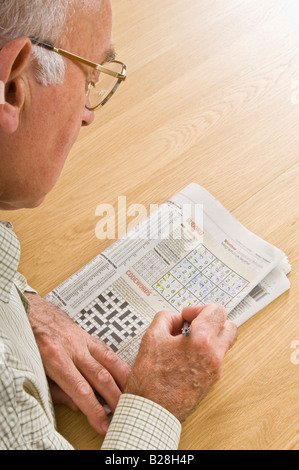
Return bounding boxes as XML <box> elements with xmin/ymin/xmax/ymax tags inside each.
<box><xmin>0</xmin><ymin>0</ymin><xmax>95</xmax><ymax>85</ymax></box>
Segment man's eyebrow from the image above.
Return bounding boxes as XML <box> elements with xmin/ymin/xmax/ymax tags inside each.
<box><xmin>102</xmin><ymin>45</ymin><xmax>116</xmax><ymax>64</ymax></box>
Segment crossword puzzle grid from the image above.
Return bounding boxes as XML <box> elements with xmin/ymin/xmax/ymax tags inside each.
<box><xmin>153</xmin><ymin>244</ymin><xmax>248</xmax><ymax>311</ymax></box>
<box><xmin>74</xmin><ymin>287</ymin><xmax>149</xmax><ymax>353</ymax></box>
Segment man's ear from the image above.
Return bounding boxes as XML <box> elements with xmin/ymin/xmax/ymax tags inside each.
<box><xmin>0</xmin><ymin>37</ymin><xmax>32</xmax><ymax>134</ymax></box>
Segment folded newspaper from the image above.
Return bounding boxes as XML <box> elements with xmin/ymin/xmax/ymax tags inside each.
<box><xmin>46</xmin><ymin>183</ymin><xmax>291</xmax><ymax>368</ymax></box>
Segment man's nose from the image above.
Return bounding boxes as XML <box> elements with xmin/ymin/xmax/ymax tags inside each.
<box><xmin>81</xmin><ymin>107</ymin><xmax>95</xmax><ymax>127</ymax></box>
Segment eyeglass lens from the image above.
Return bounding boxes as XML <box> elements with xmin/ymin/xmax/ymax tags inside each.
<box><xmin>87</xmin><ymin>62</ymin><xmax>124</xmax><ymax>110</ymax></box>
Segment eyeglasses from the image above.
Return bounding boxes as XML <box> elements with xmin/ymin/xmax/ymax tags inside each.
<box><xmin>29</xmin><ymin>37</ymin><xmax>126</xmax><ymax>110</ymax></box>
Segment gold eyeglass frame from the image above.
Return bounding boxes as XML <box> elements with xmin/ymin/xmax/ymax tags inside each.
<box><xmin>29</xmin><ymin>37</ymin><xmax>127</xmax><ymax>110</ymax></box>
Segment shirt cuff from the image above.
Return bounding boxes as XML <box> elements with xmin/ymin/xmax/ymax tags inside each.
<box><xmin>14</xmin><ymin>272</ymin><xmax>38</xmax><ymax>295</ymax></box>
<box><xmin>101</xmin><ymin>394</ymin><xmax>181</xmax><ymax>450</ymax></box>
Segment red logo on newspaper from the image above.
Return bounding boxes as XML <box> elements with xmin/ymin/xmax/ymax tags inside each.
<box><xmin>224</xmin><ymin>239</ymin><xmax>237</xmax><ymax>251</ymax></box>
<box><xmin>126</xmin><ymin>270</ymin><xmax>152</xmax><ymax>297</ymax></box>
<box><xmin>186</xmin><ymin>218</ymin><xmax>204</xmax><ymax>236</ymax></box>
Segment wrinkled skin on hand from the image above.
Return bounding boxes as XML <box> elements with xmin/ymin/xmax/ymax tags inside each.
<box><xmin>26</xmin><ymin>292</ymin><xmax>130</xmax><ymax>434</ymax></box>
<box><xmin>27</xmin><ymin>291</ymin><xmax>237</xmax><ymax>431</ymax></box>
<box><xmin>125</xmin><ymin>304</ymin><xmax>237</xmax><ymax>422</ymax></box>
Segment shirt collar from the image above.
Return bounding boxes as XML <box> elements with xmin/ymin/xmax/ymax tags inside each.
<box><xmin>0</xmin><ymin>221</ymin><xmax>20</xmax><ymax>303</ymax></box>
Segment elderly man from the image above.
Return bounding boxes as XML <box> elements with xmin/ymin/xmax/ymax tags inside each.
<box><xmin>0</xmin><ymin>0</ymin><xmax>237</xmax><ymax>450</ymax></box>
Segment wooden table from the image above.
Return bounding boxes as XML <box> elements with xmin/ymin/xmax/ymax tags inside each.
<box><xmin>2</xmin><ymin>0</ymin><xmax>298</xmax><ymax>450</ymax></box>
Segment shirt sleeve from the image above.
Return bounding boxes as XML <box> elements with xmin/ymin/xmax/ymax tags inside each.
<box><xmin>101</xmin><ymin>394</ymin><xmax>181</xmax><ymax>450</ymax></box>
<box><xmin>0</xmin><ymin>358</ymin><xmax>73</xmax><ymax>450</ymax></box>
<box><xmin>14</xmin><ymin>271</ymin><xmax>38</xmax><ymax>295</ymax></box>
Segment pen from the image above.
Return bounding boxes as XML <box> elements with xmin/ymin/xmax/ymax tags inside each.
<box><xmin>181</xmin><ymin>321</ymin><xmax>191</xmax><ymax>337</ymax></box>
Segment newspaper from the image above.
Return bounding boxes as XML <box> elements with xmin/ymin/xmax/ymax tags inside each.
<box><xmin>46</xmin><ymin>183</ymin><xmax>291</xmax><ymax>367</ymax></box>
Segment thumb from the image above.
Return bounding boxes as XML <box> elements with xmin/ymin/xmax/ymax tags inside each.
<box><xmin>149</xmin><ymin>310</ymin><xmax>183</xmax><ymax>337</ymax></box>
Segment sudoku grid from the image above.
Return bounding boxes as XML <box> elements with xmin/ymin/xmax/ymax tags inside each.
<box><xmin>152</xmin><ymin>244</ymin><xmax>249</xmax><ymax>311</ymax></box>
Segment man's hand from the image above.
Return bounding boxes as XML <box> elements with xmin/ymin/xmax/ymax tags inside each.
<box><xmin>25</xmin><ymin>292</ymin><xmax>130</xmax><ymax>435</ymax></box>
<box><xmin>125</xmin><ymin>304</ymin><xmax>237</xmax><ymax>422</ymax></box>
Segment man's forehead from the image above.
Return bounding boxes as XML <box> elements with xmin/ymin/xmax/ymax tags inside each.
<box><xmin>67</xmin><ymin>0</ymin><xmax>112</xmax><ymax>60</ymax></box>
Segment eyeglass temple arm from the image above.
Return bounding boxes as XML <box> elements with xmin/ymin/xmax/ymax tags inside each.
<box><xmin>29</xmin><ymin>38</ymin><xmax>126</xmax><ymax>81</ymax></box>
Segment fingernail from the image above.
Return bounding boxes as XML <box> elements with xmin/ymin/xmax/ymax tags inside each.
<box><xmin>102</xmin><ymin>419</ymin><xmax>110</xmax><ymax>433</ymax></box>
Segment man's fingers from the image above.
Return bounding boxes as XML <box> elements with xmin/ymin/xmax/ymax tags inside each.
<box><xmin>219</xmin><ymin>320</ymin><xmax>238</xmax><ymax>352</ymax></box>
<box><xmin>71</xmin><ymin>377</ymin><xmax>111</xmax><ymax>434</ymax></box>
<box><xmin>183</xmin><ymin>304</ymin><xmax>228</xmax><ymax>337</ymax></box>
<box><xmin>150</xmin><ymin>305</ymin><xmax>234</xmax><ymax>341</ymax></box>
<box><xmin>181</xmin><ymin>305</ymin><xmax>206</xmax><ymax>323</ymax></box>
<box><xmin>75</xmin><ymin>352</ymin><xmax>122</xmax><ymax>413</ymax></box>
<box><xmin>88</xmin><ymin>338</ymin><xmax>130</xmax><ymax>390</ymax></box>
<box><xmin>149</xmin><ymin>310</ymin><xmax>184</xmax><ymax>337</ymax></box>
<box><xmin>182</xmin><ymin>304</ymin><xmax>237</xmax><ymax>360</ymax></box>
<box><xmin>47</xmin><ymin>356</ymin><xmax>111</xmax><ymax>435</ymax></box>
<box><xmin>48</xmin><ymin>379</ymin><xmax>79</xmax><ymax>411</ymax></box>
